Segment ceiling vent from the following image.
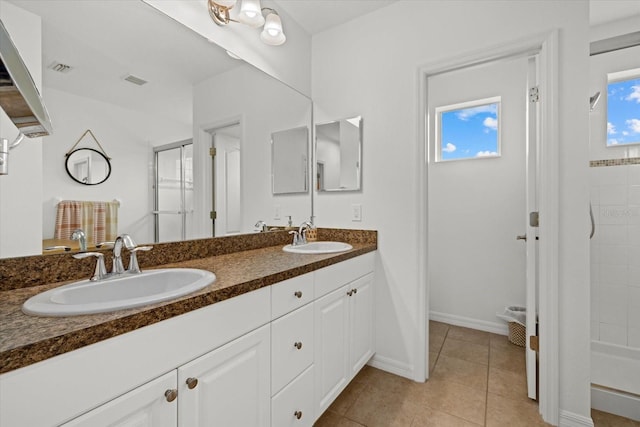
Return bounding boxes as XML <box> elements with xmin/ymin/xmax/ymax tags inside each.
<box><xmin>123</xmin><ymin>74</ymin><xmax>148</xmax><ymax>86</ymax></box>
<box><xmin>48</xmin><ymin>61</ymin><xmax>73</xmax><ymax>73</ymax></box>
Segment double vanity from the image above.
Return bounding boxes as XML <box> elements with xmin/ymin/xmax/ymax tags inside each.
<box><xmin>0</xmin><ymin>229</ymin><xmax>376</xmax><ymax>426</ymax></box>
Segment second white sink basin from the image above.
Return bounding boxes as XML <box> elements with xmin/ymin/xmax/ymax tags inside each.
<box><xmin>22</xmin><ymin>268</ymin><xmax>216</xmax><ymax>317</ymax></box>
<box><xmin>283</xmin><ymin>241</ymin><xmax>353</xmax><ymax>254</ymax></box>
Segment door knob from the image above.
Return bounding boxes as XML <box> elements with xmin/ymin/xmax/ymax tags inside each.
<box><xmin>294</xmin><ymin>411</ymin><xmax>303</xmax><ymax>420</ymax></box>
<box><xmin>294</xmin><ymin>341</ymin><xmax>303</xmax><ymax>350</ymax></box>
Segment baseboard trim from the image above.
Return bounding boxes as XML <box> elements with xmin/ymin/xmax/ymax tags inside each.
<box><xmin>591</xmin><ymin>385</ymin><xmax>640</xmax><ymax>422</ymax></box>
<box><xmin>368</xmin><ymin>354</ymin><xmax>414</xmax><ymax>380</ymax></box>
<box><xmin>429</xmin><ymin>311</ymin><xmax>509</xmax><ymax>335</ymax></box>
<box><xmin>559</xmin><ymin>410</ymin><xmax>594</xmax><ymax>427</ymax></box>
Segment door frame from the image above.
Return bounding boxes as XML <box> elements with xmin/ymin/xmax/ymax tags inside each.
<box><xmin>194</xmin><ymin>115</ymin><xmax>244</xmax><ymax>239</ymax></box>
<box><xmin>416</xmin><ymin>30</ymin><xmax>559</xmax><ymax>424</ymax></box>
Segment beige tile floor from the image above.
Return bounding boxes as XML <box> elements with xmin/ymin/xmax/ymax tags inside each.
<box><xmin>314</xmin><ymin>321</ymin><xmax>640</xmax><ymax>427</ymax></box>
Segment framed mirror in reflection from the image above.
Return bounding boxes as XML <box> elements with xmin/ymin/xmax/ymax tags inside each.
<box><xmin>0</xmin><ymin>0</ymin><xmax>312</xmax><ymax>259</ymax></box>
<box><xmin>315</xmin><ymin>116</ymin><xmax>362</xmax><ymax>192</ymax></box>
<box><xmin>272</xmin><ymin>126</ymin><xmax>309</xmax><ymax>195</ymax></box>
<box><xmin>65</xmin><ymin>148</ymin><xmax>111</xmax><ymax>185</ymax></box>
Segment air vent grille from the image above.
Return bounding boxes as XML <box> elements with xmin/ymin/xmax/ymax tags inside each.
<box><xmin>123</xmin><ymin>74</ymin><xmax>148</xmax><ymax>86</ymax></box>
<box><xmin>48</xmin><ymin>62</ymin><xmax>73</xmax><ymax>73</ymax></box>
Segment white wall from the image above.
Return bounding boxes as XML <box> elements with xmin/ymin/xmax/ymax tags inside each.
<box><xmin>312</xmin><ymin>0</ymin><xmax>590</xmax><ymax>422</ymax></box>
<box><xmin>193</xmin><ymin>63</ymin><xmax>312</xmax><ymax>236</ymax></box>
<box><xmin>41</xmin><ymin>88</ymin><xmax>192</xmax><ymax>245</ymax></box>
<box><xmin>0</xmin><ymin>0</ymin><xmax>43</xmax><ymax>258</ymax></box>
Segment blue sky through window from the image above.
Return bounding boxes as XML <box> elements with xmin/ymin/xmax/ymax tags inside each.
<box><xmin>439</xmin><ymin>101</ymin><xmax>500</xmax><ymax>161</ymax></box>
<box><xmin>607</xmin><ymin>77</ymin><xmax>640</xmax><ymax>146</ymax></box>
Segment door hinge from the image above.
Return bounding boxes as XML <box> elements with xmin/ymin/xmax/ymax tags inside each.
<box><xmin>530</xmin><ymin>335</ymin><xmax>539</xmax><ymax>352</ymax></box>
<box><xmin>529</xmin><ymin>211</ymin><xmax>539</xmax><ymax>227</ymax></box>
<box><xmin>209</xmin><ymin>147</ymin><xmax>216</xmax><ymax>157</ymax></box>
<box><xmin>529</xmin><ymin>86</ymin><xmax>540</xmax><ymax>103</ymax></box>
<box><xmin>210</xmin><ymin>211</ymin><xmax>217</xmax><ymax>220</ymax></box>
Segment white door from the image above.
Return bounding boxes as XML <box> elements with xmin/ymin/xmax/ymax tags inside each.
<box><xmin>314</xmin><ymin>284</ymin><xmax>350</xmax><ymax>416</ymax></box>
<box><xmin>428</xmin><ymin>54</ymin><xmax>538</xmax><ymax>398</ymax></box>
<box><xmin>210</xmin><ymin>124</ymin><xmax>241</xmax><ymax>237</ymax></box>
<box><xmin>177</xmin><ymin>324</ymin><xmax>270</xmax><ymax>427</ymax></box>
<box><xmin>348</xmin><ymin>273</ymin><xmax>375</xmax><ymax>377</ymax></box>
<box><xmin>62</xmin><ymin>371</ymin><xmax>178</xmax><ymax>427</ymax></box>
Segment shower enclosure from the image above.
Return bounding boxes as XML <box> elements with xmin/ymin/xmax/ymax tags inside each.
<box><xmin>589</xmin><ymin>39</ymin><xmax>640</xmax><ymax>421</ymax></box>
<box><xmin>153</xmin><ymin>140</ymin><xmax>194</xmax><ymax>243</ymax></box>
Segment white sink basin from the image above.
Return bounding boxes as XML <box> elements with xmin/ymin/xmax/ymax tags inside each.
<box><xmin>283</xmin><ymin>241</ymin><xmax>353</xmax><ymax>254</ymax></box>
<box><xmin>22</xmin><ymin>268</ymin><xmax>216</xmax><ymax>317</ymax></box>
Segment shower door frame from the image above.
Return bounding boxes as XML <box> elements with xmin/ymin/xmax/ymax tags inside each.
<box><xmin>417</xmin><ymin>30</ymin><xmax>559</xmax><ymax>425</ymax></box>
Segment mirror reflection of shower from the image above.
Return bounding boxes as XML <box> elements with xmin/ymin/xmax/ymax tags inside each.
<box><xmin>588</xmin><ymin>92</ymin><xmax>601</xmax><ymax>239</ymax></box>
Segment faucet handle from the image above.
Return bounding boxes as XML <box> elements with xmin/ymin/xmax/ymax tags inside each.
<box><xmin>128</xmin><ymin>246</ymin><xmax>153</xmax><ymax>274</ymax></box>
<box><xmin>73</xmin><ymin>252</ymin><xmax>107</xmax><ymax>281</ymax></box>
<box><xmin>288</xmin><ymin>230</ymin><xmax>300</xmax><ymax>246</ymax></box>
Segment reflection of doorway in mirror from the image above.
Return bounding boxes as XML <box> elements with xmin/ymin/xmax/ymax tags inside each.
<box><xmin>208</xmin><ymin>123</ymin><xmax>241</xmax><ymax>237</ymax></box>
<box><xmin>317</xmin><ymin>162</ymin><xmax>325</xmax><ymax>191</ymax></box>
<box><xmin>72</xmin><ymin>156</ymin><xmax>91</xmax><ymax>184</ymax></box>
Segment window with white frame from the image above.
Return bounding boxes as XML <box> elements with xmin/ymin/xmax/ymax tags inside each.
<box><xmin>435</xmin><ymin>97</ymin><xmax>501</xmax><ymax>161</ymax></box>
<box><xmin>607</xmin><ymin>68</ymin><xmax>640</xmax><ymax>147</ymax></box>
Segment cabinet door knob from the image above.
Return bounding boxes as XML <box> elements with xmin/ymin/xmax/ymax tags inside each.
<box><xmin>353</xmin><ymin>288</ymin><xmax>358</xmax><ymax>294</ymax></box>
<box><xmin>186</xmin><ymin>377</ymin><xmax>198</xmax><ymax>389</ymax></box>
<box><xmin>294</xmin><ymin>410</ymin><xmax>303</xmax><ymax>420</ymax></box>
<box><xmin>164</xmin><ymin>389</ymin><xmax>178</xmax><ymax>402</ymax></box>
<box><xmin>294</xmin><ymin>291</ymin><xmax>303</xmax><ymax>298</ymax></box>
<box><xmin>347</xmin><ymin>290</ymin><xmax>353</xmax><ymax>296</ymax></box>
<box><xmin>294</xmin><ymin>341</ymin><xmax>303</xmax><ymax>350</ymax></box>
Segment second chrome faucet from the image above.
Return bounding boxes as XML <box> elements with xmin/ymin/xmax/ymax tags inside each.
<box><xmin>73</xmin><ymin>234</ymin><xmax>153</xmax><ymax>281</ymax></box>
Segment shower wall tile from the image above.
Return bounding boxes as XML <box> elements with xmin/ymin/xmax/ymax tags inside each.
<box><xmin>600</xmin><ymin>185</ymin><xmax>628</xmax><ymax>205</ymax></box>
<box><xmin>600</xmin><ymin>323</ymin><xmax>627</xmax><ymax>346</ymax></box>
<box><xmin>599</xmin><ymin>265</ymin><xmax>628</xmax><ymax>286</ymax></box>
<box><xmin>598</xmin><ymin>225</ymin><xmax>629</xmax><ymax>245</ymax></box>
<box><xmin>591</xmin><ymin>159</ymin><xmax>640</xmax><ymax>348</ymax></box>
<box><xmin>600</xmin><ymin>302</ymin><xmax>627</xmax><ymax>326</ymax></box>
<box><xmin>600</xmin><ymin>245</ymin><xmax>628</xmax><ymax>265</ymax></box>
<box><xmin>629</xmin><ymin>185</ymin><xmax>640</xmax><ymax>206</ymax></box>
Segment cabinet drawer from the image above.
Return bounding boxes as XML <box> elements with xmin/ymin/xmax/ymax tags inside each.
<box><xmin>272</xmin><ymin>365</ymin><xmax>315</xmax><ymax>427</ymax></box>
<box><xmin>272</xmin><ymin>272</ymin><xmax>314</xmax><ymax>320</ymax></box>
<box><xmin>272</xmin><ymin>303</ymin><xmax>314</xmax><ymax>394</ymax></box>
<box><xmin>315</xmin><ymin>252</ymin><xmax>375</xmax><ymax>298</ymax></box>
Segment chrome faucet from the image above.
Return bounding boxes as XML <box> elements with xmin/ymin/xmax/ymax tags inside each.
<box><xmin>74</xmin><ymin>234</ymin><xmax>152</xmax><ymax>281</ymax></box>
<box><xmin>71</xmin><ymin>229</ymin><xmax>87</xmax><ymax>252</ymax></box>
<box><xmin>297</xmin><ymin>221</ymin><xmax>313</xmax><ymax>246</ymax></box>
<box><xmin>112</xmin><ymin>234</ymin><xmax>136</xmax><ymax>274</ymax></box>
<box><xmin>255</xmin><ymin>220</ymin><xmax>267</xmax><ymax>232</ymax></box>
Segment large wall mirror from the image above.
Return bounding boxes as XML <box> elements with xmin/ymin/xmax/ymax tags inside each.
<box><xmin>316</xmin><ymin>116</ymin><xmax>362</xmax><ymax>192</ymax></box>
<box><xmin>1</xmin><ymin>0</ymin><xmax>312</xmax><ymax>258</ymax></box>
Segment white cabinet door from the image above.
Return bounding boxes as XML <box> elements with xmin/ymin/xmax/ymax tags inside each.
<box><xmin>314</xmin><ymin>284</ymin><xmax>350</xmax><ymax>417</ymax></box>
<box><xmin>177</xmin><ymin>324</ymin><xmax>270</xmax><ymax>427</ymax></box>
<box><xmin>348</xmin><ymin>273</ymin><xmax>374</xmax><ymax>377</ymax></box>
<box><xmin>63</xmin><ymin>371</ymin><xmax>177</xmax><ymax>427</ymax></box>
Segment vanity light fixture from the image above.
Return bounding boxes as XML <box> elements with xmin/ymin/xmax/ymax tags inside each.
<box><xmin>207</xmin><ymin>0</ymin><xmax>286</xmax><ymax>46</ymax></box>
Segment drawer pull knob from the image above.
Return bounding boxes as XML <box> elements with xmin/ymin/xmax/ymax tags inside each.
<box><xmin>294</xmin><ymin>291</ymin><xmax>303</xmax><ymax>298</ymax></box>
<box><xmin>294</xmin><ymin>341</ymin><xmax>303</xmax><ymax>350</ymax></box>
<box><xmin>347</xmin><ymin>290</ymin><xmax>353</xmax><ymax>296</ymax></box>
<box><xmin>353</xmin><ymin>288</ymin><xmax>358</xmax><ymax>294</ymax></box>
<box><xmin>165</xmin><ymin>389</ymin><xmax>178</xmax><ymax>402</ymax></box>
<box><xmin>294</xmin><ymin>411</ymin><xmax>303</xmax><ymax>420</ymax></box>
<box><xmin>186</xmin><ymin>377</ymin><xmax>198</xmax><ymax>389</ymax></box>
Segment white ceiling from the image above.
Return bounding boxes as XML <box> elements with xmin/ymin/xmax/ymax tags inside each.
<box><xmin>273</xmin><ymin>0</ymin><xmax>640</xmax><ymax>35</ymax></box>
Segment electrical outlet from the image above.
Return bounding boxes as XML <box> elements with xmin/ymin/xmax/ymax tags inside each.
<box><xmin>274</xmin><ymin>205</ymin><xmax>281</xmax><ymax>220</ymax></box>
<box><xmin>351</xmin><ymin>204</ymin><xmax>362</xmax><ymax>222</ymax></box>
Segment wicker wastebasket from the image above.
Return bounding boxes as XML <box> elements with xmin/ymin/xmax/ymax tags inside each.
<box><xmin>508</xmin><ymin>322</ymin><xmax>526</xmax><ymax>347</ymax></box>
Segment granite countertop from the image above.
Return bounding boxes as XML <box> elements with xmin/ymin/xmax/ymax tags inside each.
<box><xmin>0</xmin><ymin>241</ymin><xmax>376</xmax><ymax>374</ymax></box>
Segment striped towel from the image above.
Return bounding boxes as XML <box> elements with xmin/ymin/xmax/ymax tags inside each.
<box><xmin>54</xmin><ymin>201</ymin><xmax>118</xmax><ymax>246</ymax></box>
